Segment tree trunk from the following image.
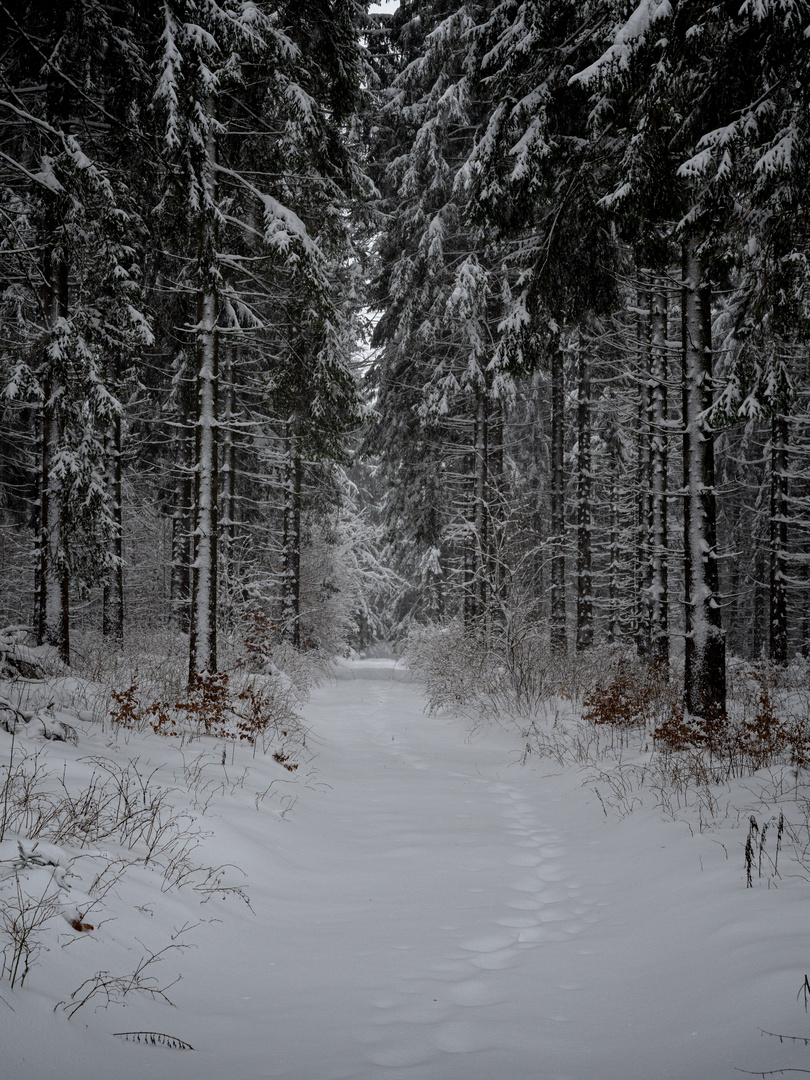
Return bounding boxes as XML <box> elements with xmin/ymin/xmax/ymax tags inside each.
<box><xmin>636</xmin><ymin>298</ymin><xmax>652</xmax><ymax>658</ymax></box>
<box><xmin>752</xmin><ymin>545</ymin><xmax>766</xmax><ymax>658</ymax></box>
<box><xmin>219</xmin><ymin>338</ymin><xmax>237</xmax><ymax>628</ymax></box>
<box><xmin>170</xmin><ymin>352</ymin><xmax>193</xmax><ymax>632</ymax></box>
<box><xmin>649</xmin><ymin>285</ymin><xmax>669</xmax><ymax>668</ymax></box>
<box><xmin>281</xmin><ymin>420</ymin><xmax>302</xmax><ymax>647</ymax></box>
<box><xmin>488</xmin><ymin>402</ymin><xmax>505</xmax><ymax>625</ymax></box>
<box><xmin>550</xmin><ymin>350</ymin><xmax>566</xmax><ymax>651</ymax></box>
<box><xmin>102</xmin><ymin>400</ymin><xmax>124</xmax><ymax>645</ymax></box>
<box><xmin>188</xmin><ymin>119</ymin><xmax>220</xmax><ymax>677</ymax></box>
<box><xmin>576</xmin><ymin>341</ymin><xmax>593</xmax><ymax>650</ymax></box>
<box><xmin>769</xmin><ymin>410</ymin><xmax>788</xmax><ymax>664</ymax></box>
<box><xmin>38</xmin><ymin>209</ymin><xmax>71</xmax><ymax>664</ymax></box>
<box><xmin>681</xmin><ymin>241</ymin><xmax>725</xmax><ymax>722</ymax></box>
<box><xmin>473</xmin><ymin>388</ymin><xmax>489</xmax><ymax>627</ymax></box>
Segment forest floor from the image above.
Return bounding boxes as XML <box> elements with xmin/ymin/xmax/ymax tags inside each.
<box><xmin>1</xmin><ymin>657</ymin><xmax>809</xmax><ymax>1079</ymax></box>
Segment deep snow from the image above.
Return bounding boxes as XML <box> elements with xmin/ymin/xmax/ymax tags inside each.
<box><xmin>2</xmin><ymin>658</ymin><xmax>809</xmax><ymax>1079</ymax></box>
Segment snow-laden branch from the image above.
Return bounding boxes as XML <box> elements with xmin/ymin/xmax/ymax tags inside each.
<box><xmin>570</xmin><ymin>0</ymin><xmax>672</xmax><ymax>85</ymax></box>
<box><xmin>213</xmin><ymin>163</ymin><xmax>316</xmax><ymax>258</ymax></box>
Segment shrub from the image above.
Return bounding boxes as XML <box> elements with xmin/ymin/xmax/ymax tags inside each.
<box><xmin>583</xmin><ymin>661</ymin><xmax>664</xmax><ymax>730</ymax></box>
<box><xmin>110</xmin><ymin>670</ymin><xmax>303</xmax><ymax>756</ymax></box>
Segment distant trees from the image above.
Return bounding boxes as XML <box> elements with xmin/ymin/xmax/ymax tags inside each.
<box><xmin>1</xmin><ymin>0</ymin><xmax>809</xmax><ymax>714</ymax></box>
<box><xmin>0</xmin><ymin>1</ymin><xmax>153</xmax><ymax>662</ymax></box>
<box><xmin>0</xmin><ymin>1</ymin><xmax>370</xmax><ymax>670</ymax></box>
<box><xmin>368</xmin><ymin>0</ymin><xmax>810</xmax><ymax>724</ymax></box>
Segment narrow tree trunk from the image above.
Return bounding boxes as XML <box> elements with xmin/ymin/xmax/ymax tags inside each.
<box><xmin>189</xmin><ymin>280</ymin><xmax>219</xmax><ymax>676</ymax></box>
<box><xmin>39</xmin><ymin>215</ymin><xmax>71</xmax><ymax>664</ymax></box>
<box><xmin>752</xmin><ymin>545</ymin><xmax>767</xmax><ymax>658</ymax></box>
<box><xmin>636</xmin><ymin>298</ymin><xmax>652</xmax><ymax>657</ymax></box>
<box><xmin>681</xmin><ymin>242</ymin><xmax>725</xmax><ymax>722</ymax></box>
<box><xmin>769</xmin><ymin>411</ymin><xmax>788</xmax><ymax>664</ymax></box>
<box><xmin>800</xmin><ymin>560</ymin><xmax>810</xmax><ymax>660</ymax></box>
<box><xmin>487</xmin><ymin>402</ymin><xmax>506</xmax><ymax>624</ymax></box>
<box><xmin>281</xmin><ymin>420</ymin><xmax>302</xmax><ymax>647</ymax></box>
<box><xmin>170</xmin><ymin>352</ymin><xmax>193</xmax><ymax>632</ymax></box>
<box><xmin>462</xmin><ymin>411</ymin><xmax>478</xmax><ymax>627</ymax></box>
<box><xmin>604</xmin><ymin>425</ymin><xmax>622</xmax><ymax>643</ymax></box>
<box><xmin>576</xmin><ymin>341</ymin><xmax>593</xmax><ymax>650</ymax></box>
<box><xmin>649</xmin><ymin>285</ymin><xmax>669</xmax><ymax>668</ymax></box>
<box><xmin>550</xmin><ymin>350</ymin><xmax>566</xmax><ymax>651</ymax></box>
<box><xmin>102</xmin><ymin>400</ymin><xmax>124</xmax><ymax>645</ymax></box>
<box><xmin>35</xmin><ymin>30</ymin><xmax>71</xmax><ymax>664</ymax></box>
<box><xmin>188</xmin><ymin>120</ymin><xmax>220</xmax><ymax>677</ymax></box>
<box><xmin>473</xmin><ymin>388</ymin><xmax>489</xmax><ymax>627</ymax></box>
<box><xmin>219</xmin><ymin>339</ymin><xmax>237</xmax><ymax>628</ymax></box>
<box><xmin>608</xmin><ymin>475</ymin><xmax>621</xmax><ymax>643</ymax></box>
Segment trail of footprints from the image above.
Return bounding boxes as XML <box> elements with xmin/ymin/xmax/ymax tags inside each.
<box><xmin>362</xmin><ymin>778</ymin><xmax>598</xmax><ymax>1069</ymax></box>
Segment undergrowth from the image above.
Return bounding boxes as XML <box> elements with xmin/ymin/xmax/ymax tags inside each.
<box><xmin>0</xmin><ymin>622</ymin><xmax>318</xmax><ymax>1001</ymax></box>
<box><xmin>406</xmin><ymin>623</ymin><xmax>810</xmax><ymax>881</ymax></box>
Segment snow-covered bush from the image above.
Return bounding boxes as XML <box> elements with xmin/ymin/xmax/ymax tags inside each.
<box><xmin>404</xmin><ymin>618</ymin><xmax>663</xmax><ymax>727</ymax></box>
<box><xmin>109</xmin><ymin>669</ymin><xmax>305</xmax><ymax>759</ymax></box>
<box><xmin>405</xmin><ymin>618</ymin><xmax>565</xmax><ymax>725</ymax></box>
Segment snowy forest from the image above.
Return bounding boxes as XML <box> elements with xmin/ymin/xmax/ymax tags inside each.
<box><xmin>2</xmin><ymin>0</ymin><xmax>810</xmax><ymax>724</ymax></box>
<box><xmin>2</xmin><ymin>2</ymin><xmax>810</xmax><ymax>1076</ymax></box>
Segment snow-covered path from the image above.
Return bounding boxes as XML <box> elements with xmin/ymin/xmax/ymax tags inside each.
<box><xmin>193</xmin><ymin>660</ymin><xmax>808</xmax><ymax>1080</ymax></box>
<box><xmin>4</xmin><ymin>659</ymin><xmax>809</xmax><ymax>1079</ymax></box>
<box><xmin>264</xmin><ymin>662</ymin><xmax>599</xmax><ymax>1079</ymax></box>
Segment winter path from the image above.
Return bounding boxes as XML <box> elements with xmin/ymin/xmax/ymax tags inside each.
<box><xmin>3</xmin><ymin>659</ymin><xmax>809</xmax><ymax>1080</ymax></box>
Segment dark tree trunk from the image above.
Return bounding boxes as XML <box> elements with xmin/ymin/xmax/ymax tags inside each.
<box><xmin>769</xmin><ymin>411</ymin><xmax>788</xmax><ymax>665</ymax></box>
<box><xmin>102</xmin><ymin>400</ymin><xmax>124</xmax><ymax>645</ymax></box>
<box><xmin>649</xmin><ymin>285</ymin><xmax>669</xmax><ymax>668</ymax></box>
<box><xmin>576</xmin><ymin>341</ymin><xmax>593</xmax><ymax>650</ymax></box>
<box><xmin>636</xmin><ymin>299</ymin><xmax>652</xmax><ymax>658</ymax></box>
<box><xmin>219</xmin><ymin>339</ymin><xmax>237</xmax><ymax>627</ymax></box>
<box><xmin>752</xmin><ymin>545</ymin><xmax>767</xmax><ymax>658</ymax></box>
<box><xmin>550</xmin><ymin>350</ymin><xmax>566</xmax><ymax>651</ymax></box>
<box><xmin>473</xmin><ymin>388</ymin><xmax>489</xmax><ymax>625</ymax></box>
<box><xmin>681</xmin><ymin>241</ymin><xmax>725</xmax><ymax>722</ymax></box>
<box><xmin>281</xmin><ymin>420</ymin><xmax>302</xmax><ymax>647</ymax></box>
<box><xmin>488</xmin><ymin>402</ymin><xmax>505</xmax><ymax>624</ymax></box>
<box><xmin>39</xmin><ymin>208</ymin><xmax>71</xmax><ymax>664</ymax></box>
<box><xmin>170</xmin><ymin>352</ymin><xmax>194</xmax><ymax>633</ymax></box>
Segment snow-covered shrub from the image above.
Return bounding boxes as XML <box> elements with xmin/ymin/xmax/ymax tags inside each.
<box><xmin>71</xmin><ymin>625</ymin><xmax>189</xmax><ymax>711</ymax></box>
<box><xmin>583</xmin><ymin>659</ymin><xmax>674</xmax><ymax>735</ymax></box>
<box><xmin>651</xmin><ymin>659</ymin><xmax>810</xmax><ymax>775</ymax></box>
<box><xmin>110</xmin><ymin>670</ymin><xmax>305</xmax><ymax>757</ymax></box>
<box><xmin>229</xmin><ymin>608</ymin><xmax>327</xmax><ymax>695</ymax></box>
<box><xmin>0</xmin><ymin>851</ymin><xmax>63</xmax><ymax>988</ymax></box>
<box><xmin>405</xmin><ymin>618</ymin><xmax>564</xmax><ymax>725</ymax></box>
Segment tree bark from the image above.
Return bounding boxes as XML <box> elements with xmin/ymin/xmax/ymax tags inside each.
<box><xmin>188</xmin><ymin>118</ymin><xmax>220</xmax><ymax>677</ymax></box>
<box><xmin>752</xmin><ymin>545</ymin><xmax>766</xmax><ymax>658</ymax></box>
<box><xmin>281</xmin><ymin>419</ymin><xmax>302</xmax><ymax>647</ymax></box>
<box><xmin>38</xmin><ymin>206</ymin><xmax>71</xmax><ymax>664</ymax></box>
<box><xmin>473</xmin><ymin>387</ymin><xmax>489</xmax><ymax>626</ymax></box>
<box><xmin>648</xmin><ymin>285</ymin><xmax>669</xmax><ymax>668</ymax></box>
<box><xmin>488</xmin><ymin>401</ymin><xmax>505</xmax><ymax>625</ymax></box>
<box><xmin>681</xmin><ymin>241</ymin><xmax>725</xmax><ymax>722</ymax></box>
<box><xmin>102</xmin><ymin>398</ymin><xmax>124</xmax><ymax>646</ymax></box>
<box><xmin>769</xmin><ymin>410</ymin><xmax>788</xmax><ymax>664</ymax></box>
<box><xmin>170</xmin><ymin>354</ymin><xmax>194</xmax><ymax>633</ymax></box>
<box><xmin>636</xmin><ymin>299</ymin><xmax>652</xmax><ymax>658</ymax></box>
<box><xmin>550</xmin><ymin>350</ymin><xmax>566</xmax><ymax>651</ymax></box>
<box><xmin>219</xmin><ymin>338</ymin><xmax>237</xmax><ymax>628</ymax></box>
<box><xmin>575</xmin><ymin>340</ymin><xmax>593</xmax><ymax>650</ymax></box>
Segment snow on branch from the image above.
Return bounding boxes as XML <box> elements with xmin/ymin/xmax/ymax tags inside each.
<box><xmin>570</xmin><ymin>0</ymin><xmax>672</xmax><ymax>85</ymax></box>
<box><xmin>213</xmin><ymin>163</ymin><xmax>316</xmax><ymax>258</ymax></box>
<box><xmin>755</xmin><ymin>128</ymin><xmax>796</xmax><ymax>174</ymax></box>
